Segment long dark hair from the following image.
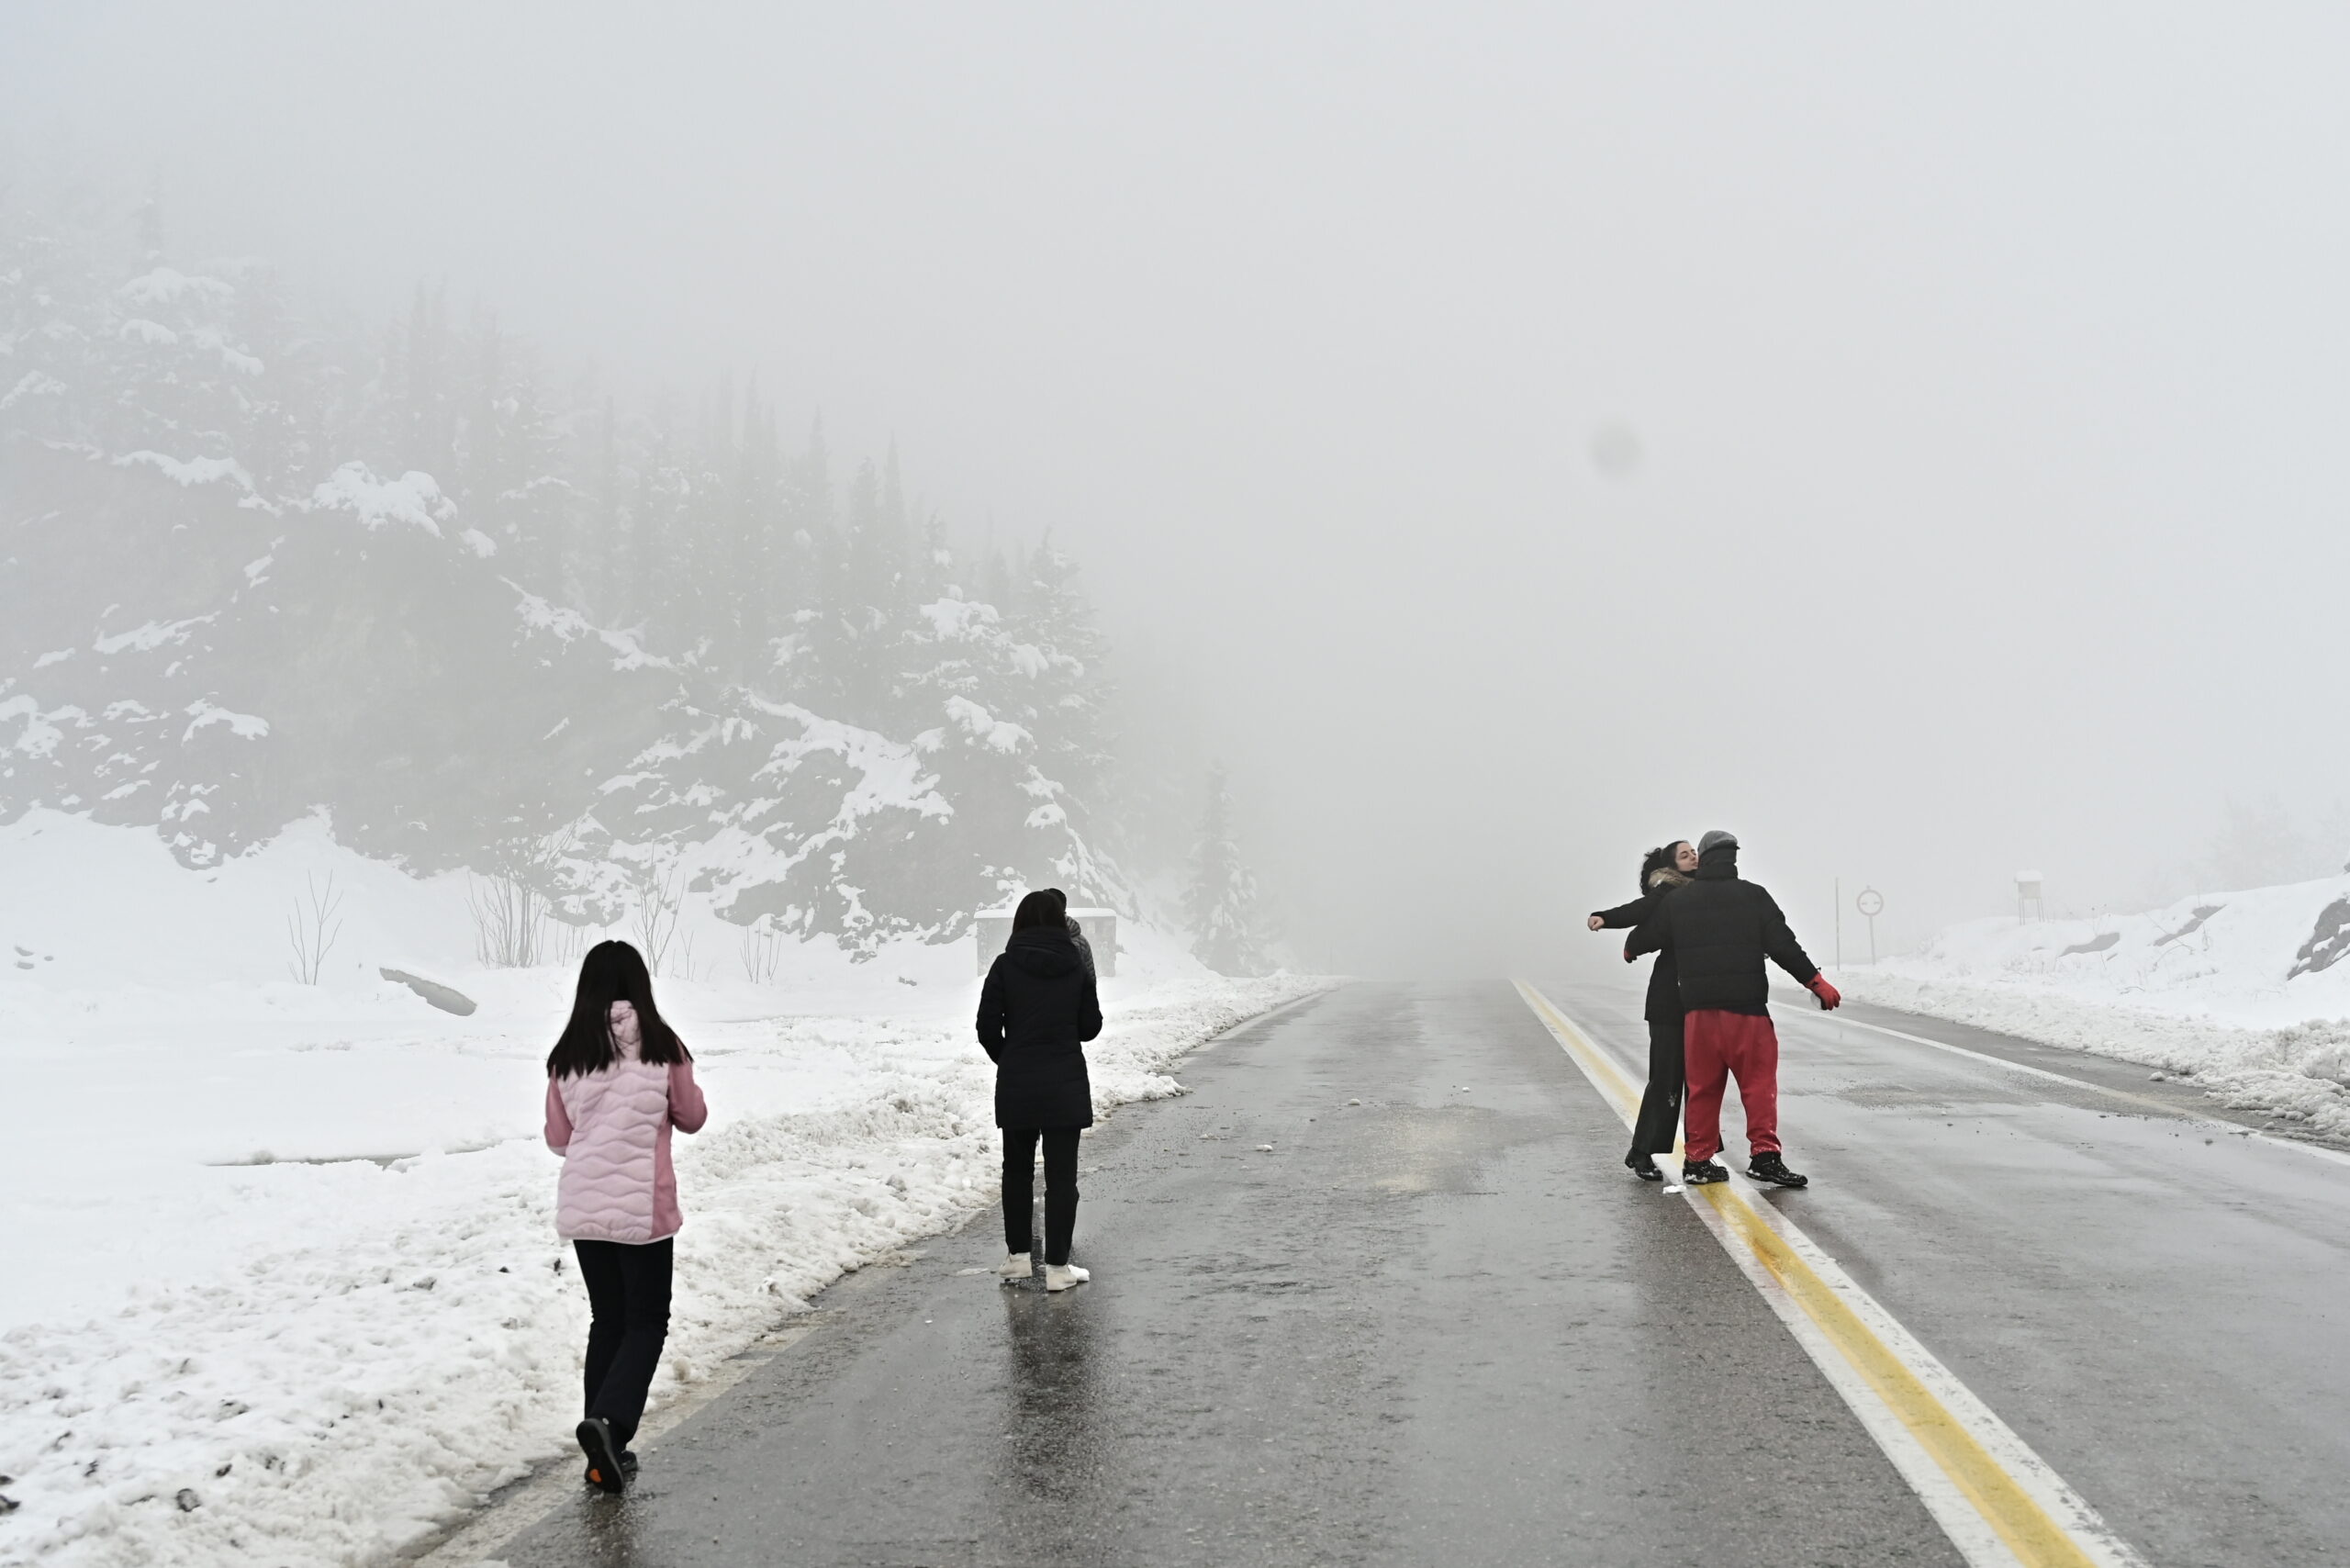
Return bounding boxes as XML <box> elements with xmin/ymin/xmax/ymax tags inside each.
<box><xmin>547</xmin><ymin>939</ymin><xmax>691</xmax><ymax>1079</ymax></box>
<box><xmin>1012</xmin><ymin>888</ymin><xmax>1069</xmax><ymax>931</ymax></box>
<box><xmin>1637</xmin><ymin>844</ymin><xmax>1682</xmax><ymax>892</ymax></box>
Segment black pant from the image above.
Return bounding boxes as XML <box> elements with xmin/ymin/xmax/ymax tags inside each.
<box><xmin>574</xmin><ymin>1237</ymin><xmax>673</xmax><ymax>1449</ymax></box>
<box><xmin>1002</xmin><ymin>1127</ymin><xmax>1081</xmax><ymax>1265</ymax></box>
<box><xmin>1628</xmin><ymin>1015</ymin><xmax>1686</xmax><ymax>1156</ymax></box>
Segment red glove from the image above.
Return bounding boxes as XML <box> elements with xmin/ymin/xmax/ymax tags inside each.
<box><xmin>1623</xmin><ymin>944</ymin><xmax>1637</xmax><ymax>964</ymax></box>
<box><xmin>1807</xmin><ymin>974</ymin><xmax>1841</xmax><ymax>1010</ymax></box>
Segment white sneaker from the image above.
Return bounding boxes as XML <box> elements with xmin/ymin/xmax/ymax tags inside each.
<box><xmin>998</xmin><ymin>1252</ymin><xmax>1032</xmax><ymax>1282</ymax></box>
<box><xmin>1044</xmin><ymin>1263</ymin><xmax>1090</xmax><ymax>1293</ymax></box>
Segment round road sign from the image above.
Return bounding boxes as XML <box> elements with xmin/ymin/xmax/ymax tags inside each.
<box><xmin>1855</xmin><ymin>888</ymin><xmax>1885</xmax><ymax>918</ymax></box>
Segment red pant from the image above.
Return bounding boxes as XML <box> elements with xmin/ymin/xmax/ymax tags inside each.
<box><xmin>1682</xmin><ymin>1009</ymin><xmax>1781</xmax><ymax>1161</ymax></box>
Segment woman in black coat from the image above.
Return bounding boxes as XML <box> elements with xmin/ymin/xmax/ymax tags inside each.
<box><xmin>977</xmin><ymin>887</ymin><xmax>1104</xmax><ymax>1292</ymax></box>
<box><xmin>1588</xmin><ymin>840</ymin><xmax>1696</xmax><ymax>1180</ymax></box>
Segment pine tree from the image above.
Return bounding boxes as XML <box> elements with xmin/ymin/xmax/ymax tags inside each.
<box><xmin>1010</xmin><ymin>531</ymin><xmax>1111</xmax><ymax>801</ymax></box>
<box><xmin>593</xmin><ymin>394</ymin><xmax>621</xmax><ymax>621</ymax></box>
<box><xmin>830</xmin><ymin>454</ymin><xmax>906</xmax><ymax>721</ymax></box>
<box><xmin>1186</xmin><ymin>763</ymin><xmax>1268</xmax><ymax>975</ymax></box>
<box><xmin>726</xmin><ymin>377</ymin><xmax>779</xmax><ymax>679</ymax></box>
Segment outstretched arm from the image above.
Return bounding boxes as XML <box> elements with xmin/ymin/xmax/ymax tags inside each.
<box><xmin>1590</xmin><ymin>894</ymin><xmax>1650</xmax><ymax>931</ymax></box>
<box><xmin>1762</xmin><ymin>891</ymin><xmax>1840</xmax><ymax>1007</ymax></box>
<box><xmin>1758</xmin><ymin>890</ymin><xmax>1818</xmax><ymax>983</ymax></box>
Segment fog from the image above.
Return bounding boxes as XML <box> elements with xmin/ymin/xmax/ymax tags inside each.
<box><xmin>9</xmin><ymin>2</ymin><xmax>2347</xmax><ymax>977</ymax></box>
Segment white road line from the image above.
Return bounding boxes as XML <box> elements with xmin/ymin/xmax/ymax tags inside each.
<box><xmin>1778</xmin><ymin>1000</ymin><xmax>2350</xmax><ymax>1170</ymax></box>
<box><xmin>1516</xmin><ymin>980</ymin><xmax>2149</xmax><ymax>1568</ymax></box>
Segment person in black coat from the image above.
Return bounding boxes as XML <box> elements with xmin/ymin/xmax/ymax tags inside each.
<box><xmin>1589</xmin><ymin>839</ymin><xmax>1696</xmax><ymax>1181</ymax></box>
<box><xmin>1627</xmin><ymin>830</ymin><xmax>1840</xmax><ymax>1188</ymax></box>
<box><xmin>977</xmin><ymin>887</ymin><xmax>1103</xmax><ymax>1292</ymax></box>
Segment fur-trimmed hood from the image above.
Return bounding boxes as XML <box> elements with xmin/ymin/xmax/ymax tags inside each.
<box><xmin>1646</xmin><ymin>866</ymin><xmax>1692</xmax><ymax>891</ymax></box>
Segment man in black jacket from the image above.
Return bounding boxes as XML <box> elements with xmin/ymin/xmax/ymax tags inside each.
<box><xmin>1628</xmin><ymin>830</ymin><xmax>1840</xmax><ymax>1187</ymax></box>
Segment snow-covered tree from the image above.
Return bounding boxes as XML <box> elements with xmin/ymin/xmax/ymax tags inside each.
<box><xmin>0</xmin><ymin>173</ymin><xmax>1141</xmax><ymax>943</ymax></box>
<box><xmin>2203</xmin><ymin>795</ymin><xmax>2323</xmax><ymax>890</ymax></box>
<box><xmin>1186</xmin><ymin>763</ymin><xmax>1269</xmax><ymax>975</ymax></box>
<box><xmin>1006</xmin><ymin>531</ymin><xmax>1111</xmax><ymax>801</ymax></box>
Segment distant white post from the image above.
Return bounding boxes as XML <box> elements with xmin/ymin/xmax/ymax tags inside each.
<box><xmin>2016</xmin><ymin>870</ymin><xmax>2043</xmax><ymax>926</ymax></box>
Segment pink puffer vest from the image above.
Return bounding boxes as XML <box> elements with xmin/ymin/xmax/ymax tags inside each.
<box><xmin>543</xmin><ymin>1001</ymin><xmax>709</xmax><ymax>1244</ymax></box>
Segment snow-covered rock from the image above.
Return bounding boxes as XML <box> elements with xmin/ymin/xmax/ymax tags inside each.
<box><xmin>1838</xmin><ymin>873</ymin><xmax>2350</xmax><ymax>1137</ymax></box>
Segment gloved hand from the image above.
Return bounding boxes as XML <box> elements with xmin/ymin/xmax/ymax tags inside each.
<box><xmin>1623</xmin><ymin>944</ymin><xmax>1637</xmax><ymax>964</ymax></box>
<box><xmin>1807</xmin><ymin>974</ymin><xmax>1842</xmax><ymax>1010</ymax></box>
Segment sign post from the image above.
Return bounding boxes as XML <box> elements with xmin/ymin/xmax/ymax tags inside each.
<box><xmin>2016</xmin><ymin>870</ymin><xmax>2043</xmax><ymax>926</ymax></box>
<box><xmin>1855</xmin><ymin>886</ymin><xmax>1885</xmax><ymax>966</ymax></box>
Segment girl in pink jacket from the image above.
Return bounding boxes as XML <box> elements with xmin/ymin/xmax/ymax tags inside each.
<box><xmin>543</xmin><ymin>939</ymin><xmax>708</xmax><ymax>1494</ymax></box>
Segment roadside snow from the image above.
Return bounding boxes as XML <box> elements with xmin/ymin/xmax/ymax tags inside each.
<box><xmin>1835</xmin><ymin>875</ymin><xmax>2350</xmax><ymax>1139</ymax></box>
<box><xmin>0</xmin><ymin>812</ymin><xmax>1335</xmax><ymax>1566</ymax></box>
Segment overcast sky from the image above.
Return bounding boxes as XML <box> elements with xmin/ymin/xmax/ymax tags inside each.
<box><xmin>9</xmin><ymin>2</ymin><xmax>2346</xmax><ymax>974</ymax></box>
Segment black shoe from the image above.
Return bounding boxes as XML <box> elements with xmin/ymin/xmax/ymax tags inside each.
<box><xmin>1748</xmin><ymin>1152</ymin><xmax>1809</xmax><ymax>1188</ymax></box>
<box><xmin>1625</xmin><ymin>1150</ymin><xmax>1663</xmax><ymax>1182</ymax></box>
<box><xmin>586</xmin><ymin>1450</ymin><xmax>640</xmax><ymax>1484</ymax></box>
<box><xmin>577</xmin><ymin>1418</ymin><xmax>627</xmax><ymax>1495</ymax></box>
<box><xmin>1681</xmin><ymin>1158</ymin><xmax>1729</xmax><ymax>1184</ymax></box>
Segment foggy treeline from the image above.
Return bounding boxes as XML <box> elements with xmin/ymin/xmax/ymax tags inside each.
<box><xmin>0</xmin><ymin>178</ymin><xmax>1267</xmax><ymax>961</ymax></box>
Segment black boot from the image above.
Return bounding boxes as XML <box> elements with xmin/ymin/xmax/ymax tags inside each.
<box><xmin>1748</xmin><ymin>1152</ymin><xmax>1809</xmax><ymax>1188</ymax></box>
<box><xmin>1681</xmin><ymin>1157</ymin><xmax>1729</xmax><ymax>1184</ymax></box>
<box><xmin>1624</xmin><ymin>1149</ymin><xmax>1663</xmax><ymax>1182</ymax></box>
<box><xmin>577</xmin><ymin>1418</ymin><xmax>628</xmax><ymax>1495</ymax></box>
<box><xmin>586</xmin><ymin>1450</ymin><xmax>640</xmax><ymax>1485</ymax></box>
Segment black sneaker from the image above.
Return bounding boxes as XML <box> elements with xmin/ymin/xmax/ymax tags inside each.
<box><xmin>577</xmin><ymin>1418</ymin><xmax>627</xmax><ymax>1495</ymax></box>
<box><xmin>1748</xmin><ymin>1152</ymin><xmax>1809</xmax><ymax>1188</ymax></box>
<box><xmin>1681</xmin><ymin>1158</ymin><xmax>1729</xmax><ymax>1184</ymax></box>
<box><xmin>586</xmin><ymin>1450</ymin><xmax>640</xmax><ymax>1484</ymax></box>
<box><xmin>1624</xmin><ymin>1150</ymin><xmax>1663</xmax><ymax>1182</ymax></box>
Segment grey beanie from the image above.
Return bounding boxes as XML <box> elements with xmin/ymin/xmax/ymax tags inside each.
<box><xmin>1697</xmin><ymin>829</ymin><xmax>1739</xmax><ymax>855</ymax></box>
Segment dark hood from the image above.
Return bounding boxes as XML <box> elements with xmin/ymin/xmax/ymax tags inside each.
<box><xmin>1695</xmin><ymin>844</ymin><xmax>1740</xmax><ymax>880</ymax></box>
<box><xmin>1005</xmin><ymin>925</ymin><xmax>1082</xmax><ymax>978</ymax></box>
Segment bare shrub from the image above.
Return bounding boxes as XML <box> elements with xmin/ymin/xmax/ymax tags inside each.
<box><xmin>631</xmin><ymin>860</ymin><xmax>686</xmax><ymax>977</ymax></box>
<box><xmin>285</xmin><ymin>872</ymin><xmax>344</xmax><ymax>985</ymax></box>
<box><xmin>545</xmin><ymin>917</ymin><xmax>600</xmax><ymax>971</ymax></box>
<box><xmin>740</xmin><ymin>920</ymin><xmax>785</xmax><ymax>984</ymax></box>
<box><xmin>468</xmin><ymin>830</ymin><xmax>577</xmax><ymax>969</ymax></box>
<box><xmin>468</xmin><ymin>872</ymin><xmax>548</xmax><ymax>969</ymax></box>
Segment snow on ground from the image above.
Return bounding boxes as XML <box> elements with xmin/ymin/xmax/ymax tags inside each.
<box><xmin>1832</xmin><ymin>873</ymin><xmax>2350</xmax><ymax>1138</ymax></box>
<box><xmin>0</xmin><ymin>812</ymin><xmax>1336</xmax><ymax>1567</ymax></box>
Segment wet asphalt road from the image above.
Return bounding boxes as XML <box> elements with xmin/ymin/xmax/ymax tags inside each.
<box><xmin>1726</xmin><ymin>988</ymin><xmax>2350</xmax><ymax>1568</ymax></box>
<box><xmin>493</xmin><ymin>980</ymin><xmax>2350</xmax><ymax>1568</ymax></box>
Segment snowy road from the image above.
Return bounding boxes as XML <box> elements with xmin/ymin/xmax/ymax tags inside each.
<box><xmin>468</xmin><ymin>980</ymin><xmax>2350</xmax><ymax>1567</ymax></box>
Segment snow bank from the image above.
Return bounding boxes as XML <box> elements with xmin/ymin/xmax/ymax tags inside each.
<box><xmin>0</xmin><ymin>812</ymin><xmax>1335</xmax><ymax>1566</ymax></box>
<box><xmin>1835</xmin><ymin>875</ymin><xmax>2350</xmax><ymax>1138</ymax></box>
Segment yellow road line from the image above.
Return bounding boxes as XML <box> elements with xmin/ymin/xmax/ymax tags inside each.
<box><xmin>1514</xmin><ymin>980</ymin><xmax>2147</xmax><ymax>1568</ymax></box>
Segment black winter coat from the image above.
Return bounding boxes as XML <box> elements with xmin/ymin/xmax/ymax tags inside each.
<box><xmin>1592</xmin><ymin>874</ymin><xmax>1687</xmax><ymax>1023</ymax></box>
<box><xmin>977</xmin><ymin>926</ymin><xmax>1104</xmax><ymax>1128</ymax></box>
<box><xmin>1628</xmin><ymin>846</ymin><xmax>1819</xmax><ymax>1015</ymax></box>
